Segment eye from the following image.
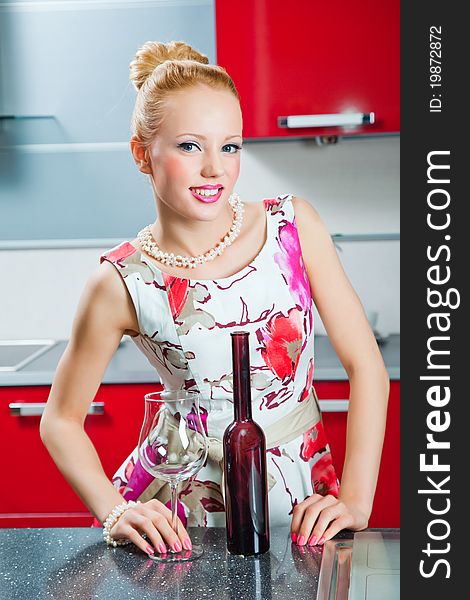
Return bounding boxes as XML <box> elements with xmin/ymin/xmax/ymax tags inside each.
<box><xmin>178</xmin><ymin>142</ymin><xmax>200</xmax><ymax>152</ymax></box>
<box><xmin>223</xmin><ymin>144</ymin><xmax>243</xmax><ymax>153</ymax></box>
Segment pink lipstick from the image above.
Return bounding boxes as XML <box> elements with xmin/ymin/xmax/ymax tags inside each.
<box><xmin>189</xmin><ymin>187</ymin><xmax>224</xmax><ymax>203</ymax></box>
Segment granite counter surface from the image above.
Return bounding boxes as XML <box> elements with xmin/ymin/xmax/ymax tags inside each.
<box><xmin>0</xmin><ymin>334</ymin><xmax>399</xmax><ymax>386</ymax></box>
<box><xmin>0</xmin><ymin>527</ymin><xmax>398</xmax><ymax>600</ymax></box>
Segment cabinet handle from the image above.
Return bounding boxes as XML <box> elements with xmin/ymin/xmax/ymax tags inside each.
<box><xmin>278</xmin><ymin>112</ymin><xmax>375</xmax><ymax>129</ymax></box>
<box><xmin>9</xmin><ymin>401</ymin><xmax>105</xmax><ymax>417</ymax></box>
<box><xmin>318</xmin><ymin>400</ymin><xmax>349</xmax><ymax>413</ymax></box>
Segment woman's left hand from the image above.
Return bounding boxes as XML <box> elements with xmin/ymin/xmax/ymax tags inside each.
<box><xmin>290</xmin><ymin>494</ymin><xmax>369</xmax><ymax>546</ymax></box>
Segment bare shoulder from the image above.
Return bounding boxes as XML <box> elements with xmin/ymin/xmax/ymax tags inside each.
<box><xmin>93</xmin><ymin>258</ymin><xmax>125</xmax><ymax>298</ymax></box>
<box><xmin>81</xmin><ymin>258</ymin><xmax>139</xmax><ymax>337</ymax></box>
<box><xmin>290</xmin><ymin>197</ymin><xmax>387</xmax><ymax>378</ymax></box>
<box><xmin>291</xmin><ymin>196</ymin><xmax>323</xmax><ymax>225</ymax></box>
<box><xmin>41</xmin><ymin>261</ymin><xmax>139</xmax><ymax>427</ymax></box>
<box><xmin>291</xmin><ymin>196</ymin><xmax>331</xmax><ymax>249</ymax></box>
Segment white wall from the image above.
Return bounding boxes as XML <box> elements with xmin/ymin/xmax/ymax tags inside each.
<box><xmin>0</xmin><ymin>136</ymin><xmax>399</xmax><ymax>340</ymax></box>
<box><xmin>239</xmin><ymin>136</ymin><xmax>399</xmax><ymax>234</ymax></box>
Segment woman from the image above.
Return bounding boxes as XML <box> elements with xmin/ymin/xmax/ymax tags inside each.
<box><xmin>40</xmin><ymin>41</ymin><xmax>389</xmax><ymax>557</ymax></box>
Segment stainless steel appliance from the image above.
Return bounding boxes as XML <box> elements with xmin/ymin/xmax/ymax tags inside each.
<box><xmin>317</xmin><ymin>531</ymin><xmax>400</xmax><ymax>599</ymax></box>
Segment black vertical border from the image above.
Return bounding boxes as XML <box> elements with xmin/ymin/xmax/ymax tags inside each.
<box><xmin>401</xmin><ymin>3</ymin><xmax>466</xmax><ymax>596</ymax></box>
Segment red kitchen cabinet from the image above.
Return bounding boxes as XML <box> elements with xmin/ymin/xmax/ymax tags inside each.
<box><xmin>2</xmin><ymin>379</ymin><xmax>399</xmax><ymax>528</ymax></box>
<box><xmin>215</xmin><ymin>0</ymin><xmax>399</xmax><ymax>138</ymax></box>
<box><xmin>0</xmin><ymin>383</ymin><xmax>163</xmax><ymax>528</ymax></box>
<box><xmin>316</xmin><ymin>380</ymin><xmax>400</xmax><ymax>528</ymax></box>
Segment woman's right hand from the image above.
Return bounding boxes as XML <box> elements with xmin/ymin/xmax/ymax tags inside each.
<box><xmin>109</xmin><ymin>499</ymin><xmax>192</xmax><ymax>556</ymax></box>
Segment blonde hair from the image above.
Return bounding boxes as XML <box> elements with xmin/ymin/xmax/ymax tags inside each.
<box><xmin>129</xmin><ymin>40</ymin><xmax>240</xmax><ymax>153</ymax></box>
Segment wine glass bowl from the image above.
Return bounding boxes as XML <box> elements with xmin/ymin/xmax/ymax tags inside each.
<box><xmin>137</xmin><ymin>390</ymin><xmax>209</xmax><ymax>562</ymax></box>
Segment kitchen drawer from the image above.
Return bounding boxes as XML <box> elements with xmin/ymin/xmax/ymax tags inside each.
<box><xmin>0</xmin><ymin>383</ymin><xmax>163</xmax><ymax>527</ymax></box>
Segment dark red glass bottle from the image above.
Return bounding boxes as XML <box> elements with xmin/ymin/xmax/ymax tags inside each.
<box><xmin>223</xmin><ymin>331</ymin><xmax>270</xmax><ymax>556</ymax></box>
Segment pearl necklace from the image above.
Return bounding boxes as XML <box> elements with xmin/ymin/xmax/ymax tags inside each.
<box><xmin>137</xmin><ymin>192</ymin><xmax>244</xmax><ymax>269</ymax></box>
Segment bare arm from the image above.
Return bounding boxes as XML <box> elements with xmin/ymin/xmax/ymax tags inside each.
<box><xmin>40</xmin><ymin>260</ymin><xmax>137</xmax><ymax>522</ymax></box>
<box><xmin>290</xmin><ymin>197</ymin><xmax>390</xmax><ymax>542</ymax></box>
<box><xmin>40</xmin><ymin>260</ymin><xmax>190</xmax><ymax>555</ymax></box>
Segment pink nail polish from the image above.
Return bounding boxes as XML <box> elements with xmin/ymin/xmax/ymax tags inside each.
<box><xmin>146</xmin><ymin>544</ymin><xmax>155</xmax><ymax>555</ymax></box>
<box><xmin>308</xmin><ymin>535</ymin><xmax>317</xmax><ymax>546</ymax></box>
<box><xmin>318</xmin><ymin>536</ymin><xmax>325</xmax><ymax>545</ymax></box>
<box><xmin>297</xmin><ymin>535</ymin><xmax>306</xmax><ymax>546</ymax></box>
<box><xmin>173</xmin><ymin>540</ymin><xmax>182</xmax><ymax>552</ymax></box>
<box><xmin>291</xmin><ymin>532</ymin><xmax>297</xmax><ymax>543</ymax></box>
<box><xmin>183</xmin><ymin>537</ymin><xmax>192</xmax><ymax>551</ymax></box>
<box><xmin>158</xmin><ymin>543</ymin><xmax>167</xmax><ymax>554</ymax></box>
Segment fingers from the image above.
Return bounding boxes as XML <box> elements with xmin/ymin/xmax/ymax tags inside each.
<box><xmin>321</xmin><ymin>514</ymin><xmax>354</xmax><ymax>542</ymax></box>
<box><xmin>148</xmin><ymin>500</ymin><xmax>193</xmax><ymax>552</ymax></box>
<box><xmin>133</xmin><ymin>511</ymin><xmax>174</xmax><ymax>554</ymax></box>
<box><xmin>290</xmin><ymin>494</ymin><xmax>326</xmax><ymax>539</ymax></box>
<box><xmin>291</xmin><ymin>494</ymin><xmax>336</xmax><ymax>544</ymax></box>
<box><xmin>301</xmin><ymin>499</ymin><xmax>341</xmax><ymax>546</ymax></box>
<box><xmin>291</xmin><ymin>494</ymin><xmax>359</xmax><ymax>546</ymax></box>
<box><xmin>109</xmin><ymin>499</ymin><xmax>192</xmax><ymax>555</ymax></box>
<box><xmin>143</xmin><ymin>508</ymin><xmax>188</xmax><ymax>553</ymax></box>
<box><xmin>117</xmin><ymin>522</ymin><xmax>160</xmax><ymax>556</ymax></box>
<box><xmin>110</xmin><ymin>511</ymin><xmax>165</xmax><ymax>556</ymax></box>
<box><xmin>305</xmin><ymin>504</ymin><xmax>350</xmax><ymax>546</ymax></box>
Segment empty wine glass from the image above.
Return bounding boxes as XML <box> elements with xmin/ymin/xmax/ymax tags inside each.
<box><xmin>137</xmin><ymin>389</ymin><xmax>209</xmax><ymax>562</ymax></box>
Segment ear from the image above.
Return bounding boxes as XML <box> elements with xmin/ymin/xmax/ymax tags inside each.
<box><xmin>130</xmin><ymin>135</ymin><xmax>152</xmax><ymax>174</ymax></box>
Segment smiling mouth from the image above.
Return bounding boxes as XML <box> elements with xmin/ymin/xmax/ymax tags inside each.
<box><xmin>189</xmin><ymin>186</ymin><xmax>223</xmax><ymax>192</ymax></box>
<box><xmin>189</xmin><ymin>187</ymin><xmax>224</xmax><ymax>203</ymax></box>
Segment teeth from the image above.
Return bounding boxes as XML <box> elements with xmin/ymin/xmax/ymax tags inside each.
<box><xmin>192</xmin><ymin>188</ymin><xmax>221</xmax><ymax>196</ymax></box>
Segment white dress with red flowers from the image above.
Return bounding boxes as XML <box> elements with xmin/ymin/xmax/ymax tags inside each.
<box><xmin>98</xmin><ymin>194</ymin><xmax>340</xmax><ymax>528</ymax></box>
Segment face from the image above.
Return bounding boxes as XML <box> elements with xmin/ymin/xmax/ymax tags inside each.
<box><xmin>131</xmin><ymin>84</ymin><xmax>243</xmax><ymax>222</ymax></box>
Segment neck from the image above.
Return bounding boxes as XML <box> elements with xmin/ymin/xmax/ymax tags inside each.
<box><xmin>152</xmin><ymin>197</ymin><xmax>235</xmax><ymax>257</ymax></box>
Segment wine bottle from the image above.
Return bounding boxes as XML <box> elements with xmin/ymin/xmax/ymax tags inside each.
<box><xmin>223</xmin><ymin>331</ymin><xmax>270</xmax><ymax>556</ymax></box>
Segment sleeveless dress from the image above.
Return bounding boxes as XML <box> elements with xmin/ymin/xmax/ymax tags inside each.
<box><xmin>97</xmin><ymin>194</ymin><xmax>340</xmax><ymax>528</ymax></box>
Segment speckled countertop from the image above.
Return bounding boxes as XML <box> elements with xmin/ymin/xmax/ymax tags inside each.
<box><xmin>0</xmin><ymin>527</ymin><xmax>398</xmax><ymax>600</ymax></box>
<box><xmin>0</xmin><ymin>334</ymin><xmax>399</xmax><ymax>386</ymax></box>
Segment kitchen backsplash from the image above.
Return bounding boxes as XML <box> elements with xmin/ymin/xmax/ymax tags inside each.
<box><xmin>0</xmin><ymin>136</ymin><xmax>399</xmax><ymax>339</ymax></box>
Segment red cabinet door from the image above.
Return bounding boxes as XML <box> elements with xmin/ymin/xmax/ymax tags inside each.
<box><xmin>216</xmin><ymin>0</ymin><xmax>399</xmax><ymax>138</ymax></box>
<box><xmin>2</xmin><ymin>379</ymin><xmax>399</xmax><ymax>528</ymax></box>
<box><xmin>0</xmin><ymin>383</ymin><xmax>162</xmax><ymax>527</ymax></box>
<box><xmin>316</xmin><ymin>380</ymin><xmax>400</xmax><ymax>527</ymax></box>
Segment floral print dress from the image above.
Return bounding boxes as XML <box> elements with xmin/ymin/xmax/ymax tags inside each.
<box><xmin>96</xmin><ymin>194</ymin><xmax>340</xmax><ymax>528</ymax></box>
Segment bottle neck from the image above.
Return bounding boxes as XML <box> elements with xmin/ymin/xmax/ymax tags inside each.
<box><xmin>231</xmin><ymin>332</ymin><xmax>252</xmax><ymax>421</ymax></box>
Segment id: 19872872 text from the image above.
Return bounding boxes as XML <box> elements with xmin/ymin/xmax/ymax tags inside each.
<box><xmin>429</xmin><ymin>25</ymin><xmax>443</xmax><ymax>113</ymax></box>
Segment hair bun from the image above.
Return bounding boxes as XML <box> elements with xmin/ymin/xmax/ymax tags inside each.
<box><xmin>129</xmin><ymin>40</ymin><xmax>209</xmax><ymax>91</ymax></box>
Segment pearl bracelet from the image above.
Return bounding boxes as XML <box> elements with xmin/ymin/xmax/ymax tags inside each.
<box><xmin>102</xmin><ymin>500</ymin><xmax>141</xmax><ymax>547</ymax></box>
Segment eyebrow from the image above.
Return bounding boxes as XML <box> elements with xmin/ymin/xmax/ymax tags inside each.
<box><xmin>176</xmin><ymin>133</ymin><xmax>242</xmax><ymax>140</ymax></box>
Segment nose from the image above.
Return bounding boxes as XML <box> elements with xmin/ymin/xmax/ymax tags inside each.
<box><xmin>201</xmin><ymin>148</ymin><xmax>225</xmax><ymax>179</ymax></box>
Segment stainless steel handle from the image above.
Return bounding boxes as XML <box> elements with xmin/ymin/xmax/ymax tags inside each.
<box><xmin>278</xmin><ymin>112</ymin><xmax>375</xmax><ymax>129</ymax></box>
<box><xmin>9</xmin><ymin>401</ymin><xmax>105</xmax><ymax>417</ymax></box>
<box><xmin>318</xmin><ymin>400</ymin><xmax>349</xmax><ymax>412</ymax></box>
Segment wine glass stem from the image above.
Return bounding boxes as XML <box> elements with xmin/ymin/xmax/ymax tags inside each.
<box><xmin>170</xmin><ymin>481</ymin><xmax>178</xmax><ymax>532</ymax></box>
